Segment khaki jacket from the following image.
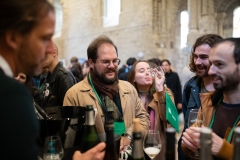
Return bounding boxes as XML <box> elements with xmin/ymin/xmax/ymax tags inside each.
<box><xmin>148</xmin><ymin>87</ymin><xmax>175</xmax><ymax>160</ymax></box>
<box><xmin>182</xmin><ymin>91</ymin><xmax>240</xmax><ymax>160</ymax></box>
<box><xmin>63</xmin><ymin>78</ymin><xmax>150</xmax><ymax>138</ymax></box>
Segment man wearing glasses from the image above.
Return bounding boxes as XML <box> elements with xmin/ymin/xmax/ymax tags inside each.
<box><xmin>64</xmin><ymin>35</ymin><xmax>150</xmax><ymax>150</ymax></box>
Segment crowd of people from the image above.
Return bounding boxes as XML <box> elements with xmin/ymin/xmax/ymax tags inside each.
<box><xmin>0</xmin><ymin>1</ymin><xmax>240</xmax><ymax>160</ymax></box>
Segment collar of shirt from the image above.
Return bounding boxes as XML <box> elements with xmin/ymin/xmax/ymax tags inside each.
<box><xmin>0</xmin><ymin>55</ymin><xmax>13</xmax><ymax>77</ymax></box>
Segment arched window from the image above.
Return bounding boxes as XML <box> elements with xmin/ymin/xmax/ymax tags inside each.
<box><xmin>233</xmin><ymin>7</ymin><xmax>240</xmax><ymax>37</ymax></box>
<box><xmin>52</xmin><ymin>0</ymin><xmax>63</xmax><ymax>38</ymax></box>
<box><xmin>180</xmin><ymin>11</ymin><xmax>189</xmax><ymax>48</ymax></box>
<box><xmin>103</xmin><ymin>0</ymin><xmax>121</xmax><ymax>27</ymax></box>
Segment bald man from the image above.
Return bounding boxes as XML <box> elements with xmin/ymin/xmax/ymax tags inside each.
<box><xmin>40</xmin><ymin>43</ymin><xmax>76</xmax><ymax>108</ymax></box>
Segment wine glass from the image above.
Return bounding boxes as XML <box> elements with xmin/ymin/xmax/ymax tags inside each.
<box><xmin>43</xmin><ymin>136</ymin><xmax>64</xmax><ymax>160</ymax></box>
<box><xmin>188</xmin><ymin>109</ymin><xmax>204</xmax><ymax>158</ymax></box>
<box><xmin>150</xmin><ymin>66</ymin><xmax>165</xmax><ymax>77</ymax></box>
<box><xmin>188</xmin><ymin>109</ymin><xmax>204</xmax><ymax>127</ymax></box>
<box><xmin>143</xmin><ymin>130</ymin><xmax>161</xmax><ymax>160</ymax></box>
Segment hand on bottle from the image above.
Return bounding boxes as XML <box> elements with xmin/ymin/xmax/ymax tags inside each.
<box><xmin>211</xmin><ymin>132</ymin><xmax>223</xmax><ymax>155</ymax></box>
<box><xmin>182</xmin><ymin>127</ymin><xmax>201</xmax><ymax>152</ymax></box>
<box><xmin>73</xmin><ymin>142</ymin><xmax>106</xmax><ymax>160</ymax></box>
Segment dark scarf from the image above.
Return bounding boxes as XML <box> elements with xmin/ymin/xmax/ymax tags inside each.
<box><xmin>89</xmin><ymin>70</ymin><xmax>119</xmax><ymax>99</ymax></box>
<box><xmin>88</xmin><ymin>71</ymin><xmax>122</xmax><ymax>121</ymax></box>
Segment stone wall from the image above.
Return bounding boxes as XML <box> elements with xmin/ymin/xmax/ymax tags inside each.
<box><xmin>52</xmin><ymin>0</ymin><xmax>240</xmax><ymax>75</ymax></box>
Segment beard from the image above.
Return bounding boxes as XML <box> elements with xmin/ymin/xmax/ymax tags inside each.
<box><xmin>195</xmin><ymin>64</ymin><xmax>209</xmax><ymax>78</ymax></box>
<box><xmin>17</xmin><ymin>40</ymin><xmax>45</xmax><ymax>76</ymax></box>
<box><xmin>212</xmin><ymin>67</ymin><xmax>240</xmax><ymax>92</ymax></box>
<box><xmin>93</xmin><ymin>66</ymin><xmax>118</xmax><ymax>85</ymax></box>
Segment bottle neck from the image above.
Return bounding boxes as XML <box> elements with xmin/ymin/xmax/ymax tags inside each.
<box><xmin>86</xmin><ymin>110</ymin><xmax>95</xmax><ymax>125</ymax></box>
<box><xmin>200</xmin><ymin>133</ymin><xmax>213</xmax><ymax>160</ymax></box>
<box><xmin>132</xmin><ymin>132</ymin><xmax>144</xmax><ymax>160</ymax></box>
<box><xmin>233</xmin><ymin>131</ymin><xmax>240</xmax><ymax>160</ymax></box>
<box><xmin>105</xmin><ymin>126</ymin><xmax>114</xmax><ymax>144</ymax></box>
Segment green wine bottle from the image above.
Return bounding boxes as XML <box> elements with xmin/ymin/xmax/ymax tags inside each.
<box><xmin>233</xmin><ymin>127</ymin><xmax>240</xmax><ymax>160</ymax></box>
<box><xmin>80</xmin><ymin>105</ymin><xmax>100</xmax><ymax>153</ymax></box>
<box><xmin>104</xmin><ymin>120</ymin><xmax>118</xmax><ymax>160</ymax></box>
<box><xmin>132</xmin><ymin>118</ymin><xmax>144</xmax><ymax>160</ymax></box>
<box><xmin>166</xmin><ymin>127</ymin><xmax>176</xmax><ymax>160</ymax></box>
<box><xmin>199</xmin><ymin>128</ymin><xmax>213</xmax><ymax>160</ymax></box>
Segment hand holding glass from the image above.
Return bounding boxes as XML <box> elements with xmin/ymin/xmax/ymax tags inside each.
<box><xmin>188</xmin><ymin>109</ymin><xmax>204</xmax><ymax>127</ymax></box>
<box><xmin>150</xmin><ymin>66</ymin><xmax>165</xmax><ymax>77</ymax></box>
<box><xmin>188</xmin><ymin>109</ymin><xmax>204</xmax><ymax>158</ymax></box>
<box><xmin>43</xmin><ymin>136</ymin><xmax>64</xmax><ymax>160</ymax></box>
<box><xmin>143</xmin><ymin>130</ymin><xmax>161</xmax><ymax>160</ymax></box>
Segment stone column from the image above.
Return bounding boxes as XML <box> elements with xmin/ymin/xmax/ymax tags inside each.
<box><xmin>201</xmin><ymin>0</ymin><xmax>208</xmax><ymax>16</ymax></box>
<box><xmin>160</xmin><ymin>0</ymin><xmax>167</xmax><ymax>46</ymax></box>
<box><xmin>153</xmin><ymin>0</ymin><xmax>159</xmax><ymax>35</ymax></box>
<box><xmin>215</xmin><ymin>12</ymin><xmax>226</xmax><ymax>36</ymax></box>
<box><xmin>188</xmin><ymin>0</ymin><xmax>198</xmax><ymax>31</ymax></box>
<box><xmin>187</xmin><ymin>0</ymin><xmax>199</xmax><ymax>46</ymax></box>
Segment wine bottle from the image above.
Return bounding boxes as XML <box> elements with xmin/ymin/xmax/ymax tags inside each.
<box><xmin>104</xmin><ymin>120</ymin><xmax>118</xmax><ymax>160</ymax></box>
<box><xmin>199</xmin><ymin>127</ymin><xmax>213</xmax><ymax>160</ymax></box>
<box><xmin>166</xmin><ymin>127</ymin><xmax>176</xmax><ymax>160</ymax></box>
<box><xmin>233</xmin><ymin>126</ymin><xmax>240</xmax><ymax>160</ymax></box>
<box><xmin>132</xmin><ymin>118</ymin><xmax>144</xmax><ymax>160</ymax></box>
<box><xmin>80</xmin><ymin>105</ymin><xmax>100</xmax><ymax>153</ymax></box>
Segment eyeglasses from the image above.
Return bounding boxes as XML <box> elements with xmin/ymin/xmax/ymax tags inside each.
<box><xmin>94</xmin><ymin>58</ymin><xmax>121</xmax><ymax>67</ymax></box>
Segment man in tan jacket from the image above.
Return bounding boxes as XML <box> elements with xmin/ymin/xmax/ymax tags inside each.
<box><xmin>64</xmin><ymin>35</ymin><xmax>150</xmax><ymax>150</ymax></box>
<box><xmin>182</xmin><ymin>38</ymin><xmax>240</xmax><ymax>160</ymax></box>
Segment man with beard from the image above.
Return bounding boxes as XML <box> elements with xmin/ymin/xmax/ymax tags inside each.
<box><xmin>182</xmin><ymin>38</ymin><xmax>240</xmax><ymax>160</ymax></box>
<box><xmin>178</xmin><ymin>34</ymin><xmax>223</xmax><ymax>160</ymax></box>
<box><xmin>0</xmin><ymin>1</ymin><xmax>55</xmax><ymax>159</ymax></box>
<box><xmin>63</xmin><ymin>35</ymin><xmax>150</xmax><ymax>150</ymax></box>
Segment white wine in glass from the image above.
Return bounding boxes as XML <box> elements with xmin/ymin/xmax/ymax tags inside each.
<box><xmin>143</xmin><ymin>130</ymin><xmax>161</xmax><ymax>160</ymax></box>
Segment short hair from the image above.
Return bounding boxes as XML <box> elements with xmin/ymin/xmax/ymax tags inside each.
<box><xmin>147</xmin><ymin>58</ymin><xmax>162</xmax><ymax>66</ymax></box>
<box><xmin>82</xmin><ymin>60</ymin><xmax>89</xmax><ymax>68</ymax></box>
<box><xmin>70</xmin><ymin>56</ymin><xmax>78</xmax><ymax>64</ymax></box>
<box><xmin>126</xmin><ymin>57</ymin><xmax>137</xmax><ymax>66</ymax></box>
<box><xmin>213</xmin><ymin>38</ymin><xmax>240</xmax><ymax>64</ymax></box>
<box><xmin>161</xmin><ymin>59</ymin><xmax>171</xmax><ymax>65</ymax></box>
<box><xmin>0</xmin><ymin>0</ymin><xmax>54</xmax><ymax>37</ymax></box>
<box><xmin>189</xmin><ymin>34</ymin><xmax>223</xmax><ymax>73</ymax></box>
<box><xmin>87</xmin><ymin>35</ymin><xmax>118</xmax><ymax>61</ymax></box>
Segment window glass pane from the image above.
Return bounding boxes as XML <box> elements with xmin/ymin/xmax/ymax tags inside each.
<box><xmin>233</xmin><ymin>7</ymin><xmax>240</xmax><ymax>37</ymax></box>
<box><xmin>180</xmin><ymin>11</ymin><xmax>189</xmax><ymax>48</ymax></box>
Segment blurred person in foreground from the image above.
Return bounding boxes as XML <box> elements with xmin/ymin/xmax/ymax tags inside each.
<box><xmin>178</xmin><ymin>34</ymin><xmax>223</xmax><ymax>160</ymax></box>
<box><xmin>0</xmin><ymin>0</ymin><xmax>105</xmax><ymax>159</ymax></box>
<box><xmin>182</xmin><ymin>38</ymin><xmax>240</xmax><ymax>160</ymax></box>
<box><xmin>127</xmin><ymin>60</ymin><xmax>175</xmax><ymax>160</ymax></box>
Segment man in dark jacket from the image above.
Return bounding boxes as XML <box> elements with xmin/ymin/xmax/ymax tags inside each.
<box><xmin>40</xmin><ymin>43</ymin><xmax>76</xmax><ymax>108</ymax></box>
<box><xmin>178</xmin><ymin>34</ymin><xmax>223</xmax><ymax>160</ymax></box>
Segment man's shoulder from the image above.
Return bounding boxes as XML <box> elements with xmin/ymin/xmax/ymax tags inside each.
<box><xmin>66</xmin><ymin>78</ymin><xmax>90</xmax><ymax>93</ymax></box>
<box><xmin>185</xmin><ymin>76</ymin><xmax>201</xmax><ymax>87</ymax></box>
<box><xmin>119</xmin><ymin>80</ymin><xmax>134</xmax><ymax>88</ymax></box>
